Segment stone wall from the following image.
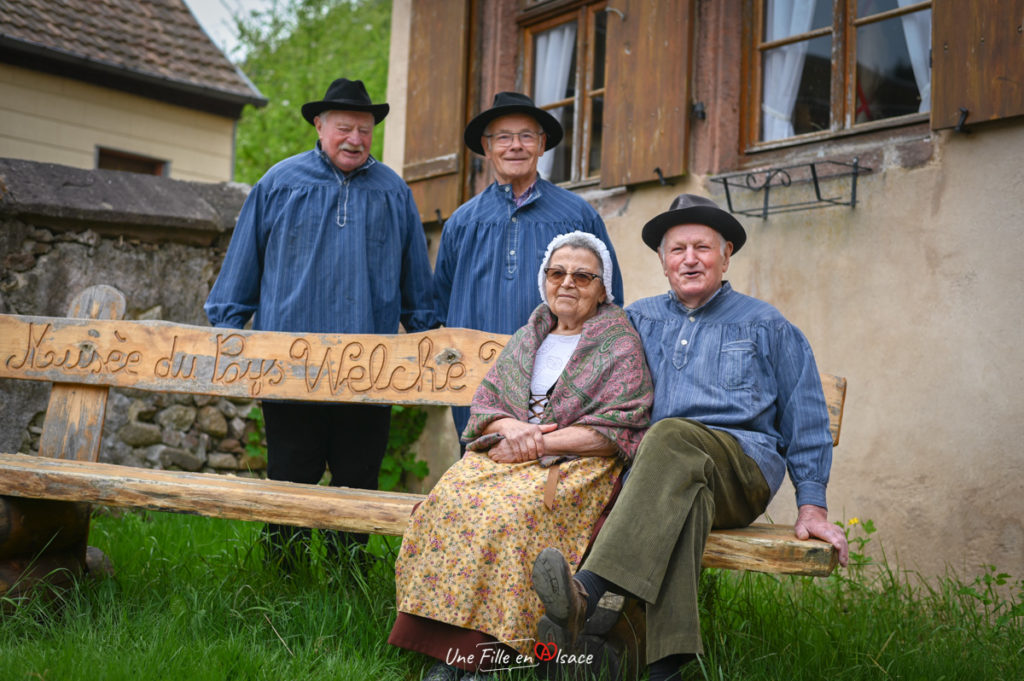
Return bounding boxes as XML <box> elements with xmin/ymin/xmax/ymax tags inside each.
<box><xmin>0</xmin><ymin>158</ymin><xmax>266</xmax><ymax>475</ymax></box>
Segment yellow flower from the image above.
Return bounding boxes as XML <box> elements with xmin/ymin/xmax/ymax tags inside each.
<box><xmin>848</xmin><ymin>517</ymin><xmax>860</xmax><ymax>525</ymax></box>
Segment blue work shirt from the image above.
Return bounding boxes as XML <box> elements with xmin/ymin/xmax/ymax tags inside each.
<box><xmin>205</xmin><ymin>144</ymin><xmax>435</xmax><ymax>334</ymax></box>
<box><xmin>626</xmin><ymin>283</ymin><xmax>833</xmax><ymax>509</ymax></box>
<box><xmin>433</xmin><ymin>178</ymin><xmax>624</xmax><ymax>335</ymax></box>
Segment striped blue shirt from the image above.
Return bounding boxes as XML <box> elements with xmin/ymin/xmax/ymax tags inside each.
<box><xmin>433</xmin><ymin>178</ymin><xmax>624</xmax><ymax>335</ymax></box>
<box><xmin>205</xmin><ymin>145</ymin><xmax>436</xmax><ymax>334</ymax></box>
<box><xmin>626</xmin><ymin>283</ymin><xmax>833</xmax><ymax>508</ymax></box>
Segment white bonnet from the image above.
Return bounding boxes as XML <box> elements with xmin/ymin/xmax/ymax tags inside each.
<box><xmin>537</xmin><ymin>231</ymin><xmax>615</xmax><ymax>305</ymax></box>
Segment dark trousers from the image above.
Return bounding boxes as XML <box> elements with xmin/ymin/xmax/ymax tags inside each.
<box><xmin>260</xmin><ymin>401</ymin><xmax>391</xmax><ymax>563</ymax></box>
<box><xmin>582</xmin><ymin>418</ymin><xmax>770</xmax><ymax>661</ymax></box>
<box><xmin>451</xmin><ymin>405</ymin><xmax>470</xmax><ymax>455</ymax></box>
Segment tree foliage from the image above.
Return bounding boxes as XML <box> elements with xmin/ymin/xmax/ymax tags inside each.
<box><xmin>232</xmin><ymin>0</ymin><xmax>392</xmax><ymax>185</ymax></box>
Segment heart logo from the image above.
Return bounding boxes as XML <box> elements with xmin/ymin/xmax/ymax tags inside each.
<box><xmin>534</xmin><ymin>640</ymin><xmax>558</xmax><ymax>662</ymax></box>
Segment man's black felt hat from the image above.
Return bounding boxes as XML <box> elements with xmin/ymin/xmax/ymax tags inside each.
<box><xmin>463</xmin><ymin>91</ymin><xmax>563</xmax><ymax>156</ymax></box>
<box><xmin>641</xmin><ymin>194</ymin><xmax>747</xmax><ymax>253</ymax></box>
<box><xmin>301</xmin><ymin>78</ymin><xmax>389</xmax><ymax>125</ymax></box>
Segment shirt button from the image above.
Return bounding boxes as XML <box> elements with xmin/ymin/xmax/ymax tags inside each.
<box><xmin>510</xmin><ymin>250</ymin><xmax>516</xmax><ymax>255</ymax></box>
<box><xmin>689</xmin><ymin>316</ymin><xmax>696</xmax><ymax>322</ymax></box>
<box><xmin>680</xmin><ymin>339</ymin><xmax>688</xmax><ymax>346</ymax></box>
<box><xmin>511</xmin><ymin>216</ymin><xmax>517</xmax><ymax>222</ymax></box>
<box><xmin>504</xmin><ymin>186</ymin><xmax>510</xmax><ymax>192</ymax></box>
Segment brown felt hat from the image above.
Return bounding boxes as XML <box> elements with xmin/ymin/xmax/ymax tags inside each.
<box><xmin>641</xmin><ymin>194</ymin><xmax>747</xmax><ymax>253</ymax></box>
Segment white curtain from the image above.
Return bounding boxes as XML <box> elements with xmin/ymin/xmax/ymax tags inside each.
<box><xmin>762</xmin><ymin>0</ymin><xmax>816</xmax><ymax>141</ymax></box>
<box><xmin>533</xmin><ymin>22</ymin><xmax>577</xmax><ymax>179</ymax></box>
<box><xmin>897</xmin><ymin>1</ymin><xmax>931</xmax><ymax>113</ymax></box>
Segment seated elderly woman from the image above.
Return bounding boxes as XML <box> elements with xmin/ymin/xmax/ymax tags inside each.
<box><xmin>388</xmin><ymin>231</ymin><xmax>653</xmax><ymax>680</ymax></box>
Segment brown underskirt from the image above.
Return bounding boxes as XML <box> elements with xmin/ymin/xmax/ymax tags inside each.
<box><xmin>387</xmin><ymin>612</ymin><xmax>520</xmax><ymax>672</ymax></box>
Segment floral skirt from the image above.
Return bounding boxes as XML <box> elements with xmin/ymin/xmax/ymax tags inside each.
<box><xmin>394</xmin><ymin>452</ymin><xmax>622</xmax><ymax>656</ymax></box>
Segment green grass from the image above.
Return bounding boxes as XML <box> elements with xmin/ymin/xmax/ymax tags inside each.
<box><xmin>1</xmin><ymin>513</ymin><xmax>1021</xmax><ymax>680</ymax></box>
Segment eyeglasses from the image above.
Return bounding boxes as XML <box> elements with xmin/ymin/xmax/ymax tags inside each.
<box><xmin>483</xmin><ymin>131</ymin><xmax>543</xmax><ymax>147</ymax></box>
<box><xmin>544</xmin><ymin>268</ymin><xmax>602</xmax><ymax>287</ymax></box>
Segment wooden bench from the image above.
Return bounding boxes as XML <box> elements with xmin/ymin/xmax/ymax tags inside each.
<box><xmin>0</xmin><ymin>285</ymin><xmax>846</xmax><ymax>595</ymax></box>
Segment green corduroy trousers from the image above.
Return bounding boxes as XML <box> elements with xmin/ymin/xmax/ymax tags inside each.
<box><xmin>582</xmin><ymin>418</ymin><xmax>771</xmax><ymax>662</ymax></box>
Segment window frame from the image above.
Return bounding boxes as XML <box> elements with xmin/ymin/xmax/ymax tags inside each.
<box><xmin>95</xmin><ymin>147</ymin><xmax>168</xmax><ymax>176</ymax></box>
<box><xmin>521</xmin><ymin>0</ymin><xmax>606</xmax><ymax>187</ymax></box>
<box><xmin>742</xmin><ymin>0</ymin><xmax>933</xmax><ymax>153</ymax></box>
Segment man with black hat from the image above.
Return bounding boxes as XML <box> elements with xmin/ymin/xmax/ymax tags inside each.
<box><xmin>433</xmin><ymin>91</ymin><xmax>624</xmax><ymax>440</ymax></box>
<box><xmin>205</xmin><ymin>78</ymin><xmax>435</xmax><ymax>567</ymax></box>
<box><xmin>530</xmin><ymin>194</ymin><xmax>849</xmax><ymax>681</ymax></box>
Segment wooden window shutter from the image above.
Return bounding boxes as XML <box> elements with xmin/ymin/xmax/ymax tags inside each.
<box><xmin>932</xmin><ymin>0</ymin><xmax>1024</xmax><ymax>129</ymax></box>
<box><xmin>601</xmin><ymin>0</ymin><xmax>694</xmax><ymax>189</ymax></box>
<box><xmin>403</xmin><ymin>0</ymin><xmax>470</xmax><ymax>223</ymax></box>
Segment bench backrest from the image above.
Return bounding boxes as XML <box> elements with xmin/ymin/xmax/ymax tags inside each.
<box><xmin>0</xmin><ymin>285</ymin><xmax>845</xmax><ymax>449</ymax></box>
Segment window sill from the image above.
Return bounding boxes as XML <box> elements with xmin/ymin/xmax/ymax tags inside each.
<box><xmin>742</xmin><ymin>113</ymin><xmax>931</xmax><ymax>157</ymax></box>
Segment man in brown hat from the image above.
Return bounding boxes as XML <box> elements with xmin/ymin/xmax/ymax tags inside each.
<box><xmin>531</xmin><ymin>194</ymin><xmax>849</xmax><ymax>681</ymax></box>
<box><xmin>205</xmin><ymin>78</ymin><xmax>435</xmax><ymax>568</ymax></box>
<box><xmin>432</xmin><ymin>91</ymin><xmax>624</xmax><ymax>441</ymax></box>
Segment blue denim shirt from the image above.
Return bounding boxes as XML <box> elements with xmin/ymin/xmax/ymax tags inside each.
<box><xmin>205</xmin><ymin>144</ymin><xmax>435</xmax><ymax>334</ymax></box>
<box><xmin>626</xmin><ymin>283</ymin><xmax>833</xmax><ymax>508</ymax></box>
<box><xmin>433</xmin><ymin>178</ymin><xmax>624</xmax><ymax>335</ymax></box>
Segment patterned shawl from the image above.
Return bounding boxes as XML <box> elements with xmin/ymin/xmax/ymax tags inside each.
<box><xmin>463</xmin><ymin>303</ymin><xmax>653</xmax><ymax>459</ymax></box>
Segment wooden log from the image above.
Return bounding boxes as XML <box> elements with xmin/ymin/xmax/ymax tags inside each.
<box><xmin>0</xmin><ymin>453</ymin><xmax>421</xmax><ymax>537</ymax></box>
<box><xmin>0</xmin><ymin>453</ymin><xmax>838</xmax><ymax>576</ymax></box>
<box><xmin>701</xmin><ymin>523</ymin><xmax>838</xmax><ymax>576</ymax></box>
<box><xmin>0</xmin><ymin>550</ymin><xmax>84</xmax><ymax>601</ymax></box>
<box><xmin>0</xmin><ymin>314</ymin><xmax>507</xmax><ymax>406</ymax></box>
<box><xmin>821</xmin><ymin>373</ymin><xmax>847</xmax><ymax>446</ymax></box>
<box><xmin>0</xmin><ymin>496</ymin><xmax>90</xmax><ymax>559</ymax></box>
<box><xmin>37</xmin><ymin>286</ymin><xmax>126</xmax><ymax>461</ymax></box>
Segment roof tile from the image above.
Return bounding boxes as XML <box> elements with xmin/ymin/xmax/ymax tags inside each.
<box><xmin>0</xmin><ymin>0</ymin><xmax>263</xmax><ymax>103</ymax></box>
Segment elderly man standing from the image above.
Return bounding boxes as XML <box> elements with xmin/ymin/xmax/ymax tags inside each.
<box><xmin>433</xmin><ymin>92</ymin><xmax>624</xmax><ymax>439</ymax></box>
<box><xmin>531</xmin><ymin>194</ymin><xmax>850</xmax><ymax>681</ymax></box>
<box><xmin>205</xmin><ymin>78</ymin><xmax>435</xmax><ymax>567</ymax></box>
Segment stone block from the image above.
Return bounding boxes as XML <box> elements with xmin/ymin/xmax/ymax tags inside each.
<box><xmin>207</xmin><ymin>452</ymin><xmax>240</xmax><ymax>470</ymax></box>
<box><xmin>159</xmin><ymin>447</ymin><xmax>204</xmax><ymax>472</ymax></box>
<box><xmin>155</xmin><ymin>404</ymin><xmax>197</xmax><ymax>431</ymax></box>
<box><xmin>119</xmin><ymin>422</ymin><xmax>162</xmax><ymax>447</ymax></box>
<box><xmin>196</xmin><ymin>405</ymin><xmax>228</xmax><ymax>438</ymax></box>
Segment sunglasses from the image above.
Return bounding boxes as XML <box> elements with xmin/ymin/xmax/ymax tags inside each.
<box><xmin>544</xmin><ymin>268</ymin><xmax>601</xmax><ymax>287</ymax></box>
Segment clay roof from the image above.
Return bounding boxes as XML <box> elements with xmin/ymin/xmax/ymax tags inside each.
<box><xmin>0</xmin><ymin>0</ymin><xmax>266</xmax><ymax>114</ymax></box>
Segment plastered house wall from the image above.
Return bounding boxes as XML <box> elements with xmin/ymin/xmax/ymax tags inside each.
<box><xmin>385</xmin><ymin>0</ymin><xmax>1024</xmax><ymax>577</ymax></box>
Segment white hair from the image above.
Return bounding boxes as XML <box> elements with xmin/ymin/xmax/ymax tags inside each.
<box><xmin>537</xmin><ymin>231</ymin><xmax>615</xmax><ymax>305</ymax></box>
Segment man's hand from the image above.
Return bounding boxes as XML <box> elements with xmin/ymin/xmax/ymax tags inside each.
<box><xmin>794</xmin><ymin>504</ymin><xmax>849</xmax><ymax>567</ymax></box>
<box><xmin>486</xmin><ymin>419</ymin><xmax>557</xmax><ymax>463</ymax></box>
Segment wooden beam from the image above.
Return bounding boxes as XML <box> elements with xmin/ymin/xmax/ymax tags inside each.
<box><xmin>0</xmin><ymin>496</ymin><xmax>90</xmax><ymax>560</ymax></box>
<box><xmin>0</xmin><ymin>453</ymin><xmax>421</xmax><ymax>537</ymax></box>
<box><xmin>0</xmin><ymin>314</ymin><xmax>507</xmax><ymax>406</ymax></box>
<box><xmin>702</xmin><ymin>523</ymin><xmax>837</xmax><ymax>576</ymax></box>
<box><xmin>0</xmin><ymin>453</ymin><xmax>838</xmax><ymax>576</ymax></box>
<box><xmin>38</xmin><ymin>286</ymin><xmax>125</xmax><ymax>462</ymax></box>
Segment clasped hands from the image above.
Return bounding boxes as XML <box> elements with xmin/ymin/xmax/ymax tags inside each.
<box><xmin>484</xmin><ymin>419</ymin><xmax>558</xmax><ymax>464</ymax></box>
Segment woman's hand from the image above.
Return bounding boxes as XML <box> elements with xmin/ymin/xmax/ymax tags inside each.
<box><xmin>485</xmin><ymin>419</ymin><xmax>557</xmax><ymax>463</ymax></box>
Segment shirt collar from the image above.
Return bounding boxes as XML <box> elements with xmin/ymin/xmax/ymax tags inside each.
<box><xmin>494</xmin><ymin>177</ymin><xmax>540</xmax><ymax>208</ymax></box>
<box><xmin>668</xmin><ymin>281</ymin><xmax>733</xmax><ymax>314</ymax></box>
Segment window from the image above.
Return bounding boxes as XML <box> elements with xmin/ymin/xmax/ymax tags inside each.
<box><xmin>749</xmin><ymin>0</ymin><xmax>932</xmax><ymax>146</ymax></box>
<box><xmin>523</xmin><ymin>2</ymin><xmax>606</xmax><ymax>185</ymax></box>
<box><xmin>96</xmin><ymin>147</ymin><xmax>168</xmax><ymax>176</ymax></box>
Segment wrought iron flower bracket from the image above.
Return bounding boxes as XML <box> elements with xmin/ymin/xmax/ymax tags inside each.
<box><xmin>709</xmin><ymin>158</ymin><xmax>871</xmax><ymax>219</ymax></box>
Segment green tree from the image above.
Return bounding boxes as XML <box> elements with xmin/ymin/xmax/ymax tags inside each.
<box><xmin>232</xmin><ymin>0</ymin><xmax>392</xmax><ymax>184</ymax></box>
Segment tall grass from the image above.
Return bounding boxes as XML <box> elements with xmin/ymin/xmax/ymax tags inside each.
<box><xmin>1</xmin><ymin>513</ymin><xmax>1021</xmax><ymax>680</ymax></box>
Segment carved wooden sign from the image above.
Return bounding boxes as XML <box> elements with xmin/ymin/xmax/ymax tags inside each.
<box><xmin>0</xmin><ymin>315</ymin><xmax>508</xmax><ymax>406</ymax></box>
